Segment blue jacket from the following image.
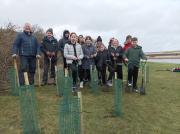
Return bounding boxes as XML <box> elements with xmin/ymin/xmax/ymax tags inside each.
<box><xmin>12</xmin><ymin>31</ymin><xmax>40</xmax><ymax>56</ymax></box>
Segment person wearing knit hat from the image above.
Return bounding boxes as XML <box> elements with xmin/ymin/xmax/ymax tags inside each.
<box><xmin>46</xmin><ymin>28</ymin><xmax>53</xmax><ymax>34</ymax></box>
<box><xmin>40</xmin><ymin>28</ymin><xmax>58</xmax><ymax>86</ymax></box>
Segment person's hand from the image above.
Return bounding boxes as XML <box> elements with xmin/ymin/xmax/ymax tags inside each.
<box><xmin>12</xmin><ymin>54</ymin><xmax>17</xmax><ymax>59</ymax></box>
<box><xmin>111</xmin><ymin>53</ymin><xmax>115</xmax><ymax>57</ymax></box>
<box><xmin>51</xmin><ymin>52</ymin><xmax>56</xmax><ymax>56</ymax></box>
<box><xmin>73</xmin><ymin>57</ymin><xmax>78</xmax><ymax>60</ymax></box>
<box><xmin>124</xmin><ymin>58</ymin><xmax>128</xmax><ymax>62</ymax></box>
<box><xmin>115</xmin><ymin>53</ymin><xmax>119</xmax><ymax>56</ymax></box>
<box><xmin>36</xmin><ymin>55</ymin><xmax>41</xmax><ymax>59</ymax></box>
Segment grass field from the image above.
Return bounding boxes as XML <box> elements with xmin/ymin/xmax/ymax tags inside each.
<box><xmin>0</xmin><ymin>62</ymin><xmax>180</xmax><ymax>134</ymax></box>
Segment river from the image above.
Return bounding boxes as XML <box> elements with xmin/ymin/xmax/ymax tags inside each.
<box><xmin>148</xmin><ymin>59</ymin><xmax>180</xmax><ymax>64</ymax></box>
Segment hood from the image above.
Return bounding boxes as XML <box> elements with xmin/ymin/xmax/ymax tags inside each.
<box><xmin>63</xmin><ymin>30</ymin><xmax>70</xmax><ymax>39</ymax></box>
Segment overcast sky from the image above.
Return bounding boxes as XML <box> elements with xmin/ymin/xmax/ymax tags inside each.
<box><xmin>0</xmin><ymin>0</ymin><xmax>180</xmax><ymax>52</ymax></box>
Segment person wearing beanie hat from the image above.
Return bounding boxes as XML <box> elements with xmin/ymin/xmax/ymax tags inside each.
<box><xmin>40</xmin><ymin>28</ymin><xmax>58</xmax><ymax>86</ymax></box>
<box><xmin>59</xmin><ymin>30</ymin><xmax>70</xmax><ymax>71</ymax></box>
<box><xmin>46</xmin><ymin>28</ymin><xmax>53</xmax><ymax>34</ymax></box>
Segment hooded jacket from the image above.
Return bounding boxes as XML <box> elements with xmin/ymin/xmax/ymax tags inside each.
<box><xmin>59</xmin><ymin>30</ymin><xmax>70</xmax><ymax>53</ymax></box>
<box><xmin>12</xmin><ymin>31</ymin><xmax>40</xmax><ymax>56</ymax></box>
<box><xmin>123</xmin><ymin>45</ymin><xmax>147</xmax><ymax>67</ymax></box>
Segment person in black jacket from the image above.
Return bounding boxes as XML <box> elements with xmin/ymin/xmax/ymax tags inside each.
<box><xmin>59</xmin><ymin>30</ymin><xmax>70</xmax><ymax>70</ymax></box>
<box><xmin>107</xmin><ymin>38</ymin><xmax>124</xmax><ymax>86</ymax></box>
<box><xmin>95</xmin><ymin>44</ymin><xmax>111</xmax><ymax>86</ymax></box>
<box><xmin>41</xmin><ymin>28</ymin><xmax>58</xmax><ymax>86</ymax></box>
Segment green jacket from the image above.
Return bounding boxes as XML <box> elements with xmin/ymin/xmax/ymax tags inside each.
<box><xmin>123</xmin><ymin>45</ymin><xmax>147</xmax><ymax>67</ymax></box>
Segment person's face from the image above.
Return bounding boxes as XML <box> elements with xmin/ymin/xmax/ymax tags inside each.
<box><xmin>24</xmin><ymin>23</ymin><xmax>31</xmax><ymax>32</ymax></box>
<box><xmin>79</xmin><ymin>36</ymin><xmax>84</xmax><ymax>43</ymax></box>
<box><xmin>85</xmin><ymin>38</ymin><xmax>92</xmax><ymax>45</ymax></box>
<box><xmin>132</xmin><ymin>40</ymin><xmax>138</xmax><ymax>47</ymax></box>
<box><xmin>126</xmin><ymin>38</ymin><xmax>132</xmax><ymax>43</ymax></box>
<box><xmin>65</xmin><ymin>33</ymin><xmax>69</xmax><ymax>38</ymax></box>
<box><xmin>113</xmin><ymin>39</ymin><xmax>119</xmax><ymax>47</ymax></box>
<box><xmin>70</xmin><ymin>34</ymin><xmax>77</xmax><ymax>44</ymax></box>
<box><xmin>46</xmin><ymin>32</ymin><xmax>53</xmax><ymax>38</ymax></box>
<box><xmin>99</xmin><ymin>45</ymin><xmax>105</xmax><ymax>51</ymax></box>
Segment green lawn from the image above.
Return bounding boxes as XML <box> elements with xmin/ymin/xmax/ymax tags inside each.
<box><xmin>0</xmin><ymin>62</ymin><xmax>180</xmax><ymax>134</ymax></box>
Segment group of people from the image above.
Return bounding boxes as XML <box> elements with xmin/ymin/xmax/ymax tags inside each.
<box><xmin>12</xmin><ymin>23</ymin><xmax>147</xmax><ymax>92</ymax></box>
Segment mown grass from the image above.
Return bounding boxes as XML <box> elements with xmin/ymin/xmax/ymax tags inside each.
<box><xmin>0</xmin><ymin>62</ymin><xmax>180</xmax><ymax>134</ymax></box>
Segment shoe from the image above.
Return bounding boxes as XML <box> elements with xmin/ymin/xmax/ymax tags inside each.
<box><xmin>107</xmin><ymin>81</ymin><xmax>113</xmax><ymax>87</ymax></box>
<box><xmin>128</xmin><ymin>82</ymin><xmax>132</xmax><ymax>87</ymax></box>
<box><xmin>80</xmin><ymin>81</ymin><xmax>84</xmax><ymax>88</ymax></box>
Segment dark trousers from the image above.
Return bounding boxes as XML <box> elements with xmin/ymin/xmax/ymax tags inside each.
<box><xmin>83</xmin><ymin>69</ymin><xmax>91</xmax><ymax>81</ymax></box>
<box><xmin>97</xmin><ymin>65</ymin><xmax>107</xmax><ymax>84</ymax></box>
<box><xmin>68</xmin><ymin>63</ymin><xmax>82</xmax><ymax>85</ymax></box>
<box><xmin>128</xmin><ymin>64</ymin><xmax>139</xmax><ymax>88</ymax></box>
<box><xmin>108</xmin><ymin>64</ymin><xmax>123</xmax><ymax>81</ymax></box>
<box><xmin>42</xmin><ymin>56</ymin><xmax>57</xmax><ymax>83</ymax></box>
<box><xmin>78</xmin><ymin>65</ymin><xmax>84</xmax><ymax>82</ymax></box>
<box><xmin>19</xmin><ymin>56</ymin><xmax>36</xmax><ymax>85</ymax></box>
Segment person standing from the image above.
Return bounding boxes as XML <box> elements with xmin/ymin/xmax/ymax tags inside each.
<box><xmin>123</xmin><ymin>35</ymin><xmax>132</xmax><ymax>51</ymax></box>
<box><xmin>81</xmin><ymin>36</ymin><xmax>97</xmax><ymax>88</ymax></box>
<box><xmin>40</xmin><ymin>28</ymin><xmax>58</xmax><ymax>86</ymax></box>
<box><xmin>107</xmin><ymin>38</ymin><xmax>124</xmax><ymax>86</ymax></box>
<box><xmin>64</xmin><ymin>32</ymin><xmax>84</xmax><ymax>92</ymax></box>
<box><xmin>12</xmin><ymin>23</ymin><xmax>41</xmax><ymax>85</ymax></box>
<box><xmin>124</xmin><ymin>37</ymin><xmax>147</xmax><ymax>92</ymax></box>
<box><xmin>59</xmin><ymin>30</ymin><xmax>70</xmax><ymax>70</ymax></box>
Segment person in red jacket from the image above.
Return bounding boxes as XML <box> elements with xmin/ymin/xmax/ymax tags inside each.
<box><xmin>123</xmin><ymin>35</ymin><xmax>132</xmax><ymax>51</ymax></box>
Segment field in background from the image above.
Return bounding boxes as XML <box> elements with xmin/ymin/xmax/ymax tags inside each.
<box><xmin>0</xmin><ymin>62</ymin><xmax>180</xmax><ymax>134</ymax></box>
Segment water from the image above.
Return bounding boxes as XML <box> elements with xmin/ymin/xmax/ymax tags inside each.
<box><xmin>148</xmin><ymin>59</ymin><xmax>180</xmax><ymax>64</ymax></box>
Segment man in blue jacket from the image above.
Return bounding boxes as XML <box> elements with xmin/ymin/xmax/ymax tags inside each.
<box><xmin>12</xmin><ymin>23</ymin><xmax>41</xmax><ymax>85</ymax></box>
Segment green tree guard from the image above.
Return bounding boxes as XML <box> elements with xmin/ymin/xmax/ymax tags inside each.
<box><xmin>113</xmin><ymin>75</ymin><xmax>122</xmax><ymax>117</ymax></box>
<box><xmin>59</xmin><ymin>97</ymin><xmax>81</xmax><ymax>134</ymax></box>
<box><xmin>8</xmin><ymin>67</ymin><xmax>19</xmax><ymax>96</ymax></box>
<box><xmin>90</xmin><ymin>66</ymin><xmax>99</xmax><ymax>95</ymax></box>
<box><xmin>19</xmin><ymin>85</ymin><xmax>40</xmax><ymax>134</ymax></box>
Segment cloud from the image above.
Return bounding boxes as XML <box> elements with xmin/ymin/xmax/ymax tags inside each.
<box><xmin>0</xmin><ymin>0</ymin><xmax>180</xmax><ymax>52</ymax></box>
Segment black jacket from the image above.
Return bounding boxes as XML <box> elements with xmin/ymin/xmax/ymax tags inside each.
<box><xmin>40</xmin><ymin>36</ymin><xmax>58</xmax><ymax>57</ymax></box>
<box><xmin>95</xmin><ymin>49</ymin><xmax>111</xmax><ymax>67</ymax></box>
<box><xmin>108</xmin><ymin>45</ymin><xmax>124</xmax><ymax>65</ymax></box>
<box><xmin>59</xmin><ymin>30</ymin><xmax>70</xmax><ymax>53</ymax></box>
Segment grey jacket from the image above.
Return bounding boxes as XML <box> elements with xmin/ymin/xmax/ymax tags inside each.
<box><xmin>64</xmin><ymin>43</ymin><xmax>84</xmax><ymax>64</ymax></box>
<box><xmin>82</xmin><ymin>44</ymin><xmax>96</xmax><ymax>69</ymax></box>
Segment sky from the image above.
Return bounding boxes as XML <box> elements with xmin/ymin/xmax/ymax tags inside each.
<box><xmin>0</xmin><ymin>0</ymin><xmax>180</xmax><ymax>52</ymax></box>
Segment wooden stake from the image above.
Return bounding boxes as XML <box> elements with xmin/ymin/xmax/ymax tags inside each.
<box><xmin>14</xmin><ymin>59</ymin><xmax>20</xmax><ymax>87</ymax></box>
<box><xmin>78</xmin><ymin>92</ymin><xmax>84</xmax><ymax>134</ymax></box>
<box><xmin>37</xmin><ymin>59</ymin><xmax>41</xmax><ymax>87</ymax></box>
<box><xmin>115</xmin><ymin>72</ymin><xmax>117</xmax><ymax>80</ymax></box>
<box><xmin>55</xmin><ymin>66</ymin><xmax>59</xmax><ymax>96</ymax></box>
<box><xmin>24</xmin><ymin>72</ymin><xmax>29</xmax><ymax>86</ymax></box>
<box><xmin>65</xmin><ymin>68</ymin><xmax>68</xmax><ymax>77</ymax></box>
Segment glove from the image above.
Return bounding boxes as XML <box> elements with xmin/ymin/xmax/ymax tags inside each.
<box><xmin>36</xmin><ymin>55</ymin><xmax>41</xmax><ymax>59</ymax></box>
<box><xmin>12</xmin><ymin>54</ymin><xmax>17</xmax><ymax>59</ymax></box>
